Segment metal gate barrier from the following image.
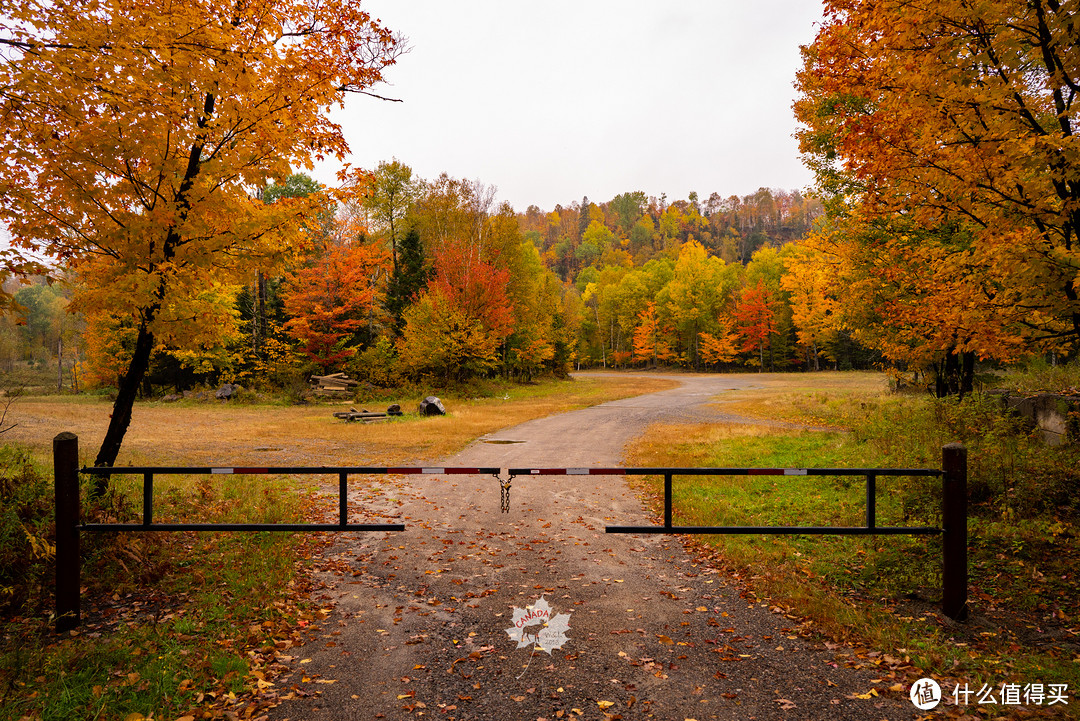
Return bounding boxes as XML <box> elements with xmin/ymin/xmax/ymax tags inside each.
<box><xmin>54</xmin><ymin>432</ymin><xmax>967</xmax><ymax>629</ymax></box>
<box><xmin>51</xmin><ymin>432</ymin><xmax>499</xmax><ymax>631</ymax></box>
<box><xmin>504</xmin><ymin>444</ymin><xmax>968</xmax><ymax>621</ymax></box>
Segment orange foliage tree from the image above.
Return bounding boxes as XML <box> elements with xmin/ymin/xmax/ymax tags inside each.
<box><xmin>698</xmin><ymin>320</ymin><xmax>740</xmax><ymax>369</ymax></box>
<box><xmin>282</xmin><ymin>243</ymin><xmax>390</xmax><ymax>373</ymax></box>
<box><xmin>632</xmin><ymin>302</ymin><xmax>675</xmax><ymax>368</ymax></box>
<box><xmin>795</xmin><ymin>0</ymin><xmax>1080</xmax><ymax>380</ymax></box>
<box><xmin>0</xmin><ymin>0</ymin><xmax>401</xmax><ymax>466</ymax></box>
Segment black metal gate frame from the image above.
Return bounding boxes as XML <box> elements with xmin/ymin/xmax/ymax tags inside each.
<box><xmin>505</xmin><ymin>443</ymin><xmax>968</xmax><ymax>621</ymax></box>
<box><xmin>509</xmin><ymin>466</ymin><xmax>941</xmax><ymax>535</ymax></box>
<box><xmin>53</xmin><ymin>434</ymin><xmax>968</xmax><ymax>630</ymax></box>
<box><xmin>79</xmin><ymin>464</ymin><xmax>501</xmax><ymax>532</ymax></box>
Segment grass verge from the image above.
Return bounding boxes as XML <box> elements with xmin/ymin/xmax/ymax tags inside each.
<box><xmin>1</xmin><ymin>457</ymin><xmax>323</xmax><ymax>721</ymax></box>
<box><xmin>626</xmin><ymin>374</ymin><xmax>1079</xmax><ymax>709</ymax></box>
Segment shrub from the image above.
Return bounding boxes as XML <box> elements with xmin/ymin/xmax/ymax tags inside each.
<box><xmin>0</xmin><ymin>446</ymin><xmax>54</xmax><ymax>615</ymax></box>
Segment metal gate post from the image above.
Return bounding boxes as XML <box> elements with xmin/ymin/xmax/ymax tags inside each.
<box><xmin>663</xmin><ymin>473</ymin><xmax>673</xmax><ymax>529</ymax></box>
<box><xmin>54</xmin><ymin>432</ymin><xmax>81</xmax><ymax>632</ymax></box>
<box><xmin>941</xmin><ymin>444</ymin><xmax>968</xmax><ymax>621</ymax></box>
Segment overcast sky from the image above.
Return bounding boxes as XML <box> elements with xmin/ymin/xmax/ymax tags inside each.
<box><xmin>313</xmin><ymin>0</ymin><xmax>826</xmax><ymax>213</ymax></box>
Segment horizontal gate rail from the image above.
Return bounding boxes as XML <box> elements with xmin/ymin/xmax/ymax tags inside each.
<box><xmin>512</xmin><ymin>467</ymin><xmax>941</xmax><ymax>476</ymax></box>
<box><xmin>509</xmin><ymin>444</ymin><xmax>968</xmax><ymax>622</ymax></box>
<box><xmin>509</xmin><ymin>467</ymin><xmax>941</xmax><ymax>536</ymax></box>
<box><xmin>604</xmin><ymin>525</ymin><xmax>941</xmax><ymax>535</ymax></box>
<box><xmin>82</xmin><ymin>466</ymin><xmax>500</xmax><ymax>475</ymax></box>
<box><xmin>79</xmin><ymin>465</ymin><xmax>499</xmax><ymax>533</ymax></box>
<box><xmin>54</xmin><ymin>432</ymin><xmax>500</xmax><ymax>631</ymax></box>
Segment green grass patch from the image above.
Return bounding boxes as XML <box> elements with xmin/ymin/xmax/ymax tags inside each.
<box><xmin>628</xmin><ymin>380</ymin><xmax>1080</xmax><ymax>693</ymax></box>
<box><xmin>0</xmin><ymin>451</ymin><xmax>322</xmax><ymax>721</ymax></box>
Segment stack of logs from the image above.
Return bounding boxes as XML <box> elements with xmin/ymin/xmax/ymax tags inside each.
<box><xmin>333</xmin><ymin>405</ymin><xmax>403</xmax><ymax>423</ymax></box>
<box><xmin>309</xmin><ymin>372</ymin><xmax>358</xmax><ymax>398</ymax></box>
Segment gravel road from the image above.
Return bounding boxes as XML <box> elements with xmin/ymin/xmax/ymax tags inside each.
<box><xmin>268</xmin><ymin>373</ymin><xmax>921</xmax><ymax>721</ymax></box>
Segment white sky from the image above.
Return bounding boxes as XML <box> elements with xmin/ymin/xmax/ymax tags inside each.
<box><xmin>314</xmin><ymin>0</ymin><xmax>826</xmax><ymax>212</ymax></box>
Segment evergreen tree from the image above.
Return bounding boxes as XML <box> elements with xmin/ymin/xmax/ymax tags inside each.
<box><xmin>385</xmin><ymin>227</ymin><xmax>428</xmax><ymax>333</ymax></box>
<box><xmin>577</xmin><ymin>196</ymin><xmax>591</xmax><ymax>240</ymax></box>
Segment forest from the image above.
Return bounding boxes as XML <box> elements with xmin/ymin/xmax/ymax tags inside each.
<box><xmin>1</xmin><ymin>171</ymin><xmax>850</xmax><ymax>400</ymax></box>
<box><xmin>1</xmin><ymin>0</ymin><xmax>1077</xmax><ymax>464</ymax></box>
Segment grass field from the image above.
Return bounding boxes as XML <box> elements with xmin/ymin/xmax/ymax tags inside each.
<box><xmin>626</xmin><ymin>372</ymin><xmax>1080</xmax><ymax>705</ymax></box>
<box><xmin>2</xmin><ymin>374</ymin><xmax>679</xmax><ymax>467</ymax></box>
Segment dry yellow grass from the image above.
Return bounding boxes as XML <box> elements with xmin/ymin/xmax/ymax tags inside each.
<box><xmin>626</xmin><ymin>422</ymin><xmax>778</xmax><ymax>467</ymax></box>
<box><xmin>4</xmin><ymin>375</ymin><xmax>678</xmax><ymax>467</ymax></box>
<box><xmin>709</xmin><ymin>370</ymin><xmax>889</xmax><ymax>425</ymax></box>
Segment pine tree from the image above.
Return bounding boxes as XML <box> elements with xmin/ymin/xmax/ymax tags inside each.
<box><xmin>385</xmin><ymin>227</ymin><xmax>428</xmax><ymax>333</ymax></box>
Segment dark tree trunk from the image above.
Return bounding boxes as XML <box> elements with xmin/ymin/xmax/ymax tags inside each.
<box><xmin>932</xmin><ymin>350</ymin><xmax>976</xmax><ymax>400</ymax></box>
<box><xmin>90</xmin><ymin>92</ymin><xmax>215</xmax><ymax>475</ymax></box>
<box><xmin>93</xmin><ymin>320</ymin><xmax>155</xmax><ymax>471</ymax></box>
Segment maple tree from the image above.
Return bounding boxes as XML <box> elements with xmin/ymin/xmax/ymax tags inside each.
<box><xmin>0</xmin><ymin>0</ymin><xmax>401</xmax><ymax>466</ymax></box>
<box><xmin>398</xmin><ymin>239</ymin><xmax>514</xmax><ymax>382</ymax></box>
<box><xmin>735</xmin><ymin>278</ymin><xmax>776</xmax><ymax>371</ymax></box>
<box><xmin>632</xmin><ymin>302</ymin><xmax>675</xmax><ymax>368</ymax></box>
<box><xmin>794</xmin><ymin>0</ymin><xmax>1080</xmax><ymax>373</ymax></box>
<box><xmin>282</xmin><ymin>242</ymin><xmax>390</xmax><ymax>373</ymax></box>
<box><xmin>698</xmin><ymin>320</ymin><xmax>740</xmax><ymax>368</ymax></box>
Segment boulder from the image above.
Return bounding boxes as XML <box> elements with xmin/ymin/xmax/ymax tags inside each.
<box><xmin>215</xmin><ymin>383</ymin><xmax>237</xmax><ymax>400</ymax></box>
<box><xmin>990</xmin><ymin>391</ymin><xmax>1080</xmax><ymax>446</ymax></box>
<box><xmin>418</xmin><ymin>396</ymin><xmax>446</xmax><ymax>416</ymax></box>
<box><xmin>387</xmin><ymin>404</ymin><xmax>403</xmax><ymax>416</ymax></box>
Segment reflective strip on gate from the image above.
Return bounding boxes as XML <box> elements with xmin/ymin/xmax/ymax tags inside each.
<box><xmin>87</xmin><ymin>466</ymin><xmax>500</xmax><ymax>475</ymax></box>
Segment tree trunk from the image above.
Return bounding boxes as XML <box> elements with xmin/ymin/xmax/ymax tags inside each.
<box><xmin>91</xmin><ymin>93</ymin><xmax>214</xmax><ymax>473</ymax></box>
<box><xmin>93</xmin><ymin>320</ymin><xmax>155</xmax><ymax>471</ymax></box>
<box><xmin>255</xmin><ymin>271</ymin><xmax>267</xmax><ymax>357</ymax></box>
<box><xmin>958</xmin><ymin>350</ymin><xmax>975</xmax><ymax>400</ymax></box>
<box><xmin>932</xmin><ymin>350</ymin><xmax>976</xmax><ymax>400</ymax></box>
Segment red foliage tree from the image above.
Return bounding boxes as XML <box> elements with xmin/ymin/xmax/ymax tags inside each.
<box><xmin>398</xmin><ymin>240</ymin><xmax>514</xmax><ymax>381</ymax></box>
<box><xmin>735</xmin><ymin>278</ymin><xmax>776</xmax><ymax>371</ymax></box>
<box><xmin>283</xmin><ymin>244</ymin><xmax>390</xmax><ymax>372</ymax></box>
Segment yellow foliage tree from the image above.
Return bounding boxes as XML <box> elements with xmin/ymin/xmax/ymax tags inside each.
<box><xmin>0</xmin><ymin>0</ymin><xmax>402</xmax><ymax>465</ymax></box>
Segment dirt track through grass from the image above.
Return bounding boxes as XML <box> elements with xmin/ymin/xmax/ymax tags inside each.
<box><xmin>264</xmin><ymin>373</ymin><xmax>921</xmax><ymax>721</ymax></box>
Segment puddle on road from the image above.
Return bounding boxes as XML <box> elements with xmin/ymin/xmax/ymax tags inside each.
<box><xmin>483</xmin><ymin>439</ymin><xmax>526</xmax><ymax>444</ymax></box>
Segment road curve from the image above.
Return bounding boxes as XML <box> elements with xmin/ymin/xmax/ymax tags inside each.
<box><xmin>268</xmin><ymin>372</ymin><xmax>917</xmax><ymax>721</ymax></box>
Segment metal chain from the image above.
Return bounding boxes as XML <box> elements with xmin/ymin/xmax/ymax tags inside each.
<box><xmin>498</xmin><ymin>472</ymin><xmax>515</xmax><ymax>513</ymax></box>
